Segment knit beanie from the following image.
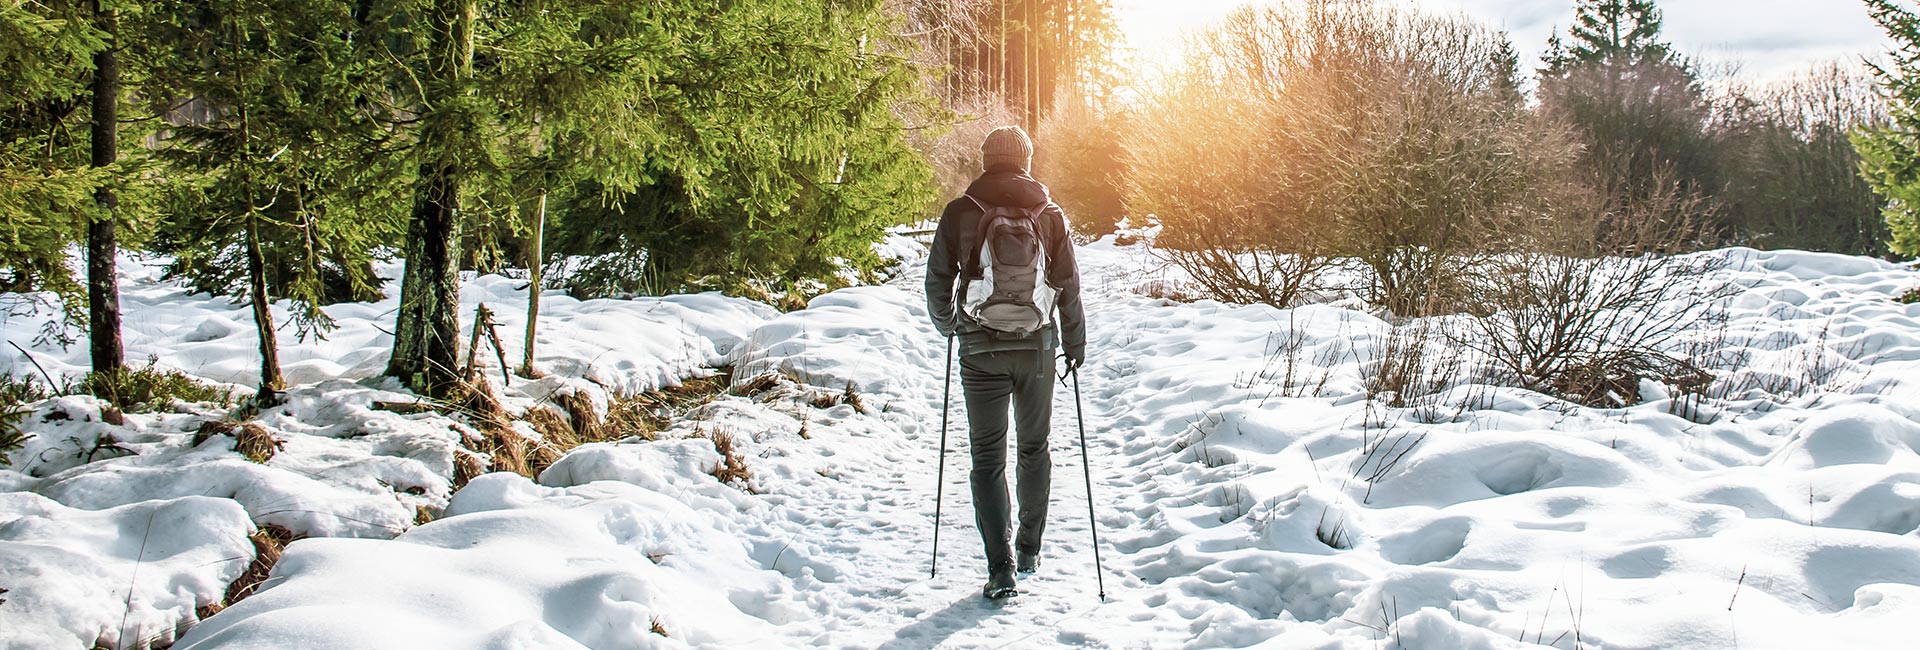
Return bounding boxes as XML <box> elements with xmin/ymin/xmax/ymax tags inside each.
<box><xmin>982</xmin><ymin>126</ymin><xmax>1033</xmax><ymax>172</ymax></box>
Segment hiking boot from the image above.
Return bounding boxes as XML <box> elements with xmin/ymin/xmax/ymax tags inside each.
<box><xmin>983</xmin><ymin>564</ymin><xmax>1017</xmax><ymax>599</ymax></box>
<box><xmin>1017</xmin><ymin>551</ymin><xmax>1040</xmax><ymax>574</ymax></box>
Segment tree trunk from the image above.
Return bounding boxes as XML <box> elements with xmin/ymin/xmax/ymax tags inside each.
<box><xmin>388</xmin><ymin>162</ymin><xmax>465</xmax><ymax>397</ymax></box>
<box><xmin>246</xmin><ymin>213</ymin><xmax>285</xmax><ymax>405</ymax></box>
<box><xmin>519</xmin><ymin>191</ymin><xmax>545</xmax><ymax>376</ymax></box>
<box><xmin>387</xmin><ymin>0</ymin><xmax>474</xmax><ymax>398</ymax></box>
<box><xmin>88</xmin><ymin>0</ymin><xmax>124</xmax><ymax>376</ymax></box>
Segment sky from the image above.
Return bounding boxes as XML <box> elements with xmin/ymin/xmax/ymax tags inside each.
<box><xmin>1111</xmin><ymin>0</ymin><xmax>1895</xmax><ymax>83</ymax></box>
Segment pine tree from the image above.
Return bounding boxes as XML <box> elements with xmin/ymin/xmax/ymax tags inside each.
<box><xmin>142</xmin><ymin>0</ymin><xmax>407</xmax><ymax>405</ymax></box>
<box><xmin>0</xmin><ymin>3</ymin><xmax>109</xmax><ymax>312</ymax></box>
<box><xmin>544</xmin><ymin>0</ymin><xmax>934</xmax><ymax>301</ymax></box>
<box><xmin>1547</xmin><ymin>0</ymin><xmax>1671</xmax><ymax>74</ymax></box>
<box><xmin>379</xmin><ymin>0</ymin><xmax>931</xmax><ymax>396</ymax></box>
<box><xmin>1538</xmin><ymin>0</ymin><xmax>1716</xmax><ymax>223</ymax></box>
<box><xmin>1857</xmin><ymin>0</ymin><xmax>1920</xmax><ymax>256</ymax></box>
<box><xmin>0</xmin><ymin>1</ymin><xmax>142</xmax><ymax>361</ymax></box>
<box><xmin>85</xmin><ymin>0</ymin><xmax>125</xmax><ymax>377</ymax></box>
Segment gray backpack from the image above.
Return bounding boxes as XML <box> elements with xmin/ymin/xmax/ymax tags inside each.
<box><xmin>960</xmin><ymin>195</ymin><xmax>1056</xmax><ymax>335</ymax></box>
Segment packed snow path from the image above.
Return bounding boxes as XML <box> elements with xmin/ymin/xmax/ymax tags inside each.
<box><xmin>9</xmin><ymin>242</ymin><xmax>1920</xmax><ymax>649</ymax></box>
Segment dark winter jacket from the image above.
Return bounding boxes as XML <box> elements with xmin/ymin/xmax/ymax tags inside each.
<box><xmin>925</xmin><ymin>165</ymin><xmax>1087</xmax><ymax>360</ymax></box>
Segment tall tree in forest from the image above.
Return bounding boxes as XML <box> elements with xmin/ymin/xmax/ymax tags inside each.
<box><xmin>540</xmin><ymin>1</ymin><xmax>933</xmax><ymax>303</ymax></box>
<box><xmin>1541</xmin><ymin>0</ymin><xmax>1670</xmax><ymax>71</ymax></box>
<box><xmin>1858</xmin><ymin>0</ymin><xmax>1920</xmax><ymax>256</ymax></box>
<box><xmin>85</xmin><ymin>0</ymin><xmax>125</xmax><ymax>376</ymax></box>
<box><xmin>0</xmin><ymin>1</ymin><xmax>140</xmax><ymax>363</ymax></box>
<box><xmin>1538</xmin><ymin>0</ymin><xmax>1716</xmax><ymax>223</ymax></box>
<box><xmin>385</xmin><ymin>0</ymin><xmax>483</xmax><ymax>398</ymax></box>
<box><xmin>0</xmin><ymin>3</ymin><xmax>109</xmax><ymax>319</ymax></box>
<box><xmin>143</xmin><ymin>0</ymin><xmax>407</xmax><ymax>405</ymax></box>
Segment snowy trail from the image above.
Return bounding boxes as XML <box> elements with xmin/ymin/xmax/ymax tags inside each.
<box><xmin>743</xmin><ymin>258</ymin><xmax>1190</xmax><ymax>649</ymax></box>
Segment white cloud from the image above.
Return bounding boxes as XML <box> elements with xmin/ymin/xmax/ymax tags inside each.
<box><xmin>1111</xmin><ymin>0</ymin><xmax>1894</xmax><ymax>82</ymax></box>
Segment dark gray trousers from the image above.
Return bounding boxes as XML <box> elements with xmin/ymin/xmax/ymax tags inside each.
<box><xmin>960</xmin><ymin>348</ymin><xmax>1055</xmax><ymax>572</ymax></box>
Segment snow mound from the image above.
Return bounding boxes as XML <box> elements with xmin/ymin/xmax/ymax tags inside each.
<box><xmin>0</xmin><ymin>493</ymin><xmax>253</xmax><ymax>650</ymax></box>
<box><xmin>174</xmin><ymin>472</ymin><xmax>796</xmax><ymax>650</ymax></box>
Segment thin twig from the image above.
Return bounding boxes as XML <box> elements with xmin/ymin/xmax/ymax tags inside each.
<box><xmin>8</xmin><ymin>341</ymin><xmax>58</xmax><ymax>389</ymax></box>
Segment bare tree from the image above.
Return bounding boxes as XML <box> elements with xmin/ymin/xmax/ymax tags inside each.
<box><xmin>1124</xmin><ymin>3</ymin><xmax>1557</xmax><ymax>314</ymax></box>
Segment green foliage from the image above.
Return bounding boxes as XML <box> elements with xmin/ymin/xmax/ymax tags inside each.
<box><xmin>142</xmin><ymin>0</ymin><xmax>407</xmax><ymax>336</ymax></box>
<box><xmin>80</xmin><ymin>361</ymin><xmax>233</xmax><ymax>413</ymax></box>
<box><xmin>1899</xmin><ymin>286</ymin><xmax>1920</xmax><ymax>303</ymax></box>
<box><xmin>1542</xmin><ymin>0</ymin><xmax>1672</xmax><ymax>74</ymax></box>
<box><xmin>0</xmin><ymin>374</ymin><xmax>54</xmax><ymax>465</ymax></box>
<box><xmin>1857</xmin><ymin>0</ymin><xmax>1920</xmax><ymax>257</ymax></box>
<box><xmin>0</xmin><ymin>2</ymin><xmax>107</xmax><ymax>311</ymax></box>
<box><xmin>544</xmin><ymin>1</ymin><xmax>934</xmax><ymax>297</ymax></box>
<box><xmin>1538</xmin><ymin>0</ymin><xmax>1717</xmax><ymax>226</ymax></box>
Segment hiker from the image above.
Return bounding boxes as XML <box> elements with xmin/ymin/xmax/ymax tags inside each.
<box><xmin>925</xmin><ymin>125</ymin><xmax>1087</xmax><ymax>599</ymax></box>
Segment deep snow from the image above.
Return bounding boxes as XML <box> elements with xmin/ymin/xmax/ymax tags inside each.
<box><xmin>2</xmin><ymin>238</ymin><xmax>1919</xmax><ymax>649</ymax></box>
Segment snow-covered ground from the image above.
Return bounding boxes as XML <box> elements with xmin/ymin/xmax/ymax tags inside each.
<box><xmin>4</xmin><ymin>238</ymin><xmax>1920</xmax><ymax>649</ymax></box>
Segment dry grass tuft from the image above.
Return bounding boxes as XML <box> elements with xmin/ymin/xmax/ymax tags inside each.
<box><xmin>700</xmin><ymin>428</ymin><xmax>752</xmax><ymax>487</ymax></box>
<box><xmin>191</xmin><ymin>418</ymin><xmax>283</xmax><ymax>463</ymax></box>
<box><xmin>521</xmin><ymin>406</ymin><xmax>577</xmax><ymax>448</ymax></box>
<box><xmin>452</xmin><ymin>449</ymin><xmax>487</xmax><ymax>490</ymax></box>
<box><xmin>651</xmin><ymin>616</ymin><xmax>670</xmax><ymax>637</ymax></box>
<box><xmin>191</xmin><ymin>419</ymin><xmax>238</xmax><ymax>447</ymax></box>
<box><xmin>413</xmin><ymin>506</ymin><xmax>436</xmax><ymax>527</ymax></box>
<box><xmin>217</xmin><ymin>524</ymin><xmax>299</xmax><ymax>611</ymax></box>
<box><xmin>840</xmin><ymin>381</ymin><xmax>866</xmax><ymax>414</ymax></box>
<box><xmin>481</xmin><ymin>426</ymin><xmax>533</xmax><ymax>478</ymax></box>
<box><xmin>602</xmin><ymin>395</ymin><xmax>657</xmax><ymax>442</ymax></box>
<box><xmin>234</xmin><ymin>423</ymin><xmax>283</xmax><ymax>464</ymax></box>
<box><xmin>554</xmin><ymin>390</ymin><xmax>609</xmax><ymax>444</ymax></box>
<box><xmin>729</xmin><ymin>372</ymin><xmax>786</xmax><ymax>397</ymax></box>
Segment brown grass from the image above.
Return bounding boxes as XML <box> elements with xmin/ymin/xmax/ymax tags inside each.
<box><xmin>840</xmin><ymin>382</ymin><xmax>866</xmax><ymax>414</ymax></box>
<box><xmin>210</xmin><ymin>524</ymin><xmax>299</xmax><ymax>614</ymax></box>
<box><xmin>191</xmin><ymin>419</ymin><xmax>283</xmax><ymax>463</ymax></box>
<box><xmin>729</xmin><ymin>372</ymin><xmax>785</xmax><ymax>397</ymax></box>
<box><xmin>651</xmin><ymin>616</ymin><xmax>670</xmax><ymax>637</ymax></box>
<box><xmin>234</xmin><ymin>423</ymin><xmax>282</xmax><ymax>464</ymax></box>
<box><xmin>555</xmin><ymin>390</ymin><xmax>610</xmax><ymax>444</ymax></box>
<box><xmin>452</xmin><ymin>449</ymin><xmax>487</xmax><ymax>490</ymax></box>
<box><xmin>698</xmin><ymin>428</ymin><xmax>752</xmax><ymax>487</ymax></box>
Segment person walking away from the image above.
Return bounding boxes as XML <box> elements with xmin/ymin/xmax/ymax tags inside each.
<box><xmin>925</xmin><ymin>126</ymin><xmax>1087</xmax><ymax>599</ymax></box>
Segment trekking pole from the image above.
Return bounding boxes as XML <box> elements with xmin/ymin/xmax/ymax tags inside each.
<box><xmin>931</xmin><ymin>335</ymin><xmax>954</xmax><ymax>578</ymax></box>
<box><xmin>1073</xmin><ymin>366</ymin><xmax>1106</xmax><ymax>602</ymax></box>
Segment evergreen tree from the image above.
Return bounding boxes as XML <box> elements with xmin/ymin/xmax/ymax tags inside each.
<box><xmin>1542</xmin><ymin>0</ymin><xmax>1671</xmax><ymax>74</ymax></box>
<box><xmin>1538</xmin><ymin>0</ymin><xmax>1717</xmax><ymax>230</ymax></box>
<box><xmin>0</xmin><ymin>1</ymin><xmax>143</xmax><ymax>363</ymax></box>
<box><xmin>543</xmin><ymin>1</ymin><xmax>934</xmax><ymax>301</ymax></box>
<box><xmin>380</xmin><ymin>0</ymin><xmax>933</xmax><ymax>396</ymax></box>
<box><xmin>0</xmin><ymin>3</ymin><xmax>109</xmax><ymax>311</ymax></box>
<box><xmin>142</xmin><ymin>0</ymin><xmax>407</xmax><ymax>404</ymax></box>
<box><xmin>1857</xmin><ymin>0</ymin><xmax>1920</xmax><ymax>256</ymax></box>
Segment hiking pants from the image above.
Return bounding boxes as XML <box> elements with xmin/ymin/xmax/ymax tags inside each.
<box><xmin>960</xmin><ymin>348</ymin><xmax>1055</xmax><ymax>571</ymax></box>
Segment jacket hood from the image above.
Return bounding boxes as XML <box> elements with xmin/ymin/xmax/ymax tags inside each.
<box><xmin>965</xmin><ymin>169</ymin><xmax>1051</xmax><ymax>209</ymax></box>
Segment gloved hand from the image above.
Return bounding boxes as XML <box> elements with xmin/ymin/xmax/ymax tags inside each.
<box><xmin>1059</xmin><ymin>347</ymin><xmax>1084</xmax><ymax>377</ymax></box>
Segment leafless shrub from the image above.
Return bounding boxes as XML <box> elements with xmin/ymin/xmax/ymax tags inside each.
<box><xmin>1035</xmin><ymin>89</ymin><xmax>1129</xmax><ymax>240</ymax></box>
<box><xmin>1125</xmin><ymin>3</ymin><xmax>1564</xmax><ymax>314</ymax></box>
<box><xmin>1456</xmin><ymin>172</ymin><xmax>1731</xmax><ymax>409</ymax></box>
